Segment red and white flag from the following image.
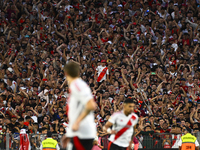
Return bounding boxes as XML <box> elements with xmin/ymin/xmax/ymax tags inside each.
<box><xmin>97</xmin><ymin>67</ymin><xmax>108</xmax><ymax>82</ymax></box>
<box><xmin>20</xmin><ymin>129</ymin><xmax>31</xmax><ymax>150</ymax></box>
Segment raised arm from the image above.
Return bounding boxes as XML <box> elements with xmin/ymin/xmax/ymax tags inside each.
<box><xmin>100</xmin><ymin>104</ymin><xmax>105</xmax><ymax>118</ymax></box>
<box><xmin>155</xmin><ymin>81</ymin><xmax>165</xmax><ymax>94</ymax></box>
<box><xmin>56</xmin><ymin>43</ymin><xmax>66</xmax><ymax>56</ymax></box>
<box><xmin>103</xmin><ymin>118</ymin><xmax>116</xmax><ymax>135</ymax></box>
<box><xmin>121</xmin><ymin>69</ymin><xmax>129</xmax><ymax>85</ymax></box>
<box><xmin>130</xmin><ymin>76</ymin><xmax>136</xmax><ymax>90</ymax></box>
<box><xmin>190</xmin><ymin>108</ymin><xmax>195</xmax><ymax>124</ymax></box>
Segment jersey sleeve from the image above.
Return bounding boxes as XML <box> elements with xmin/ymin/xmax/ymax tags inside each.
<box><xmin>108</xmin><ymin>113</ymin><xmax>118</xmax><ymax>124</ymax></box>
<box><xmin>96</xmin><ymin>66</ymin><xmax>99</xmax><ymax>71</ymax></box>
<box><xmin>106</xmin><ymin>68</ymin><xmax>109</xmax><ymax>75</ymax></box>
<box><xmin>133</xmin><ymin>114</ymin><xmax>139</xmax><ymax>126</ymax></box>
<box><xmin>80</xmin><ymin>85</ymin><xmax>93</xmax><ymax>105</ymax></box>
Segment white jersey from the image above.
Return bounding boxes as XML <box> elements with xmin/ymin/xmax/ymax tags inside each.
<box><xmin>171</xmin><ymin>134</ymin><xmax>183</xmax><ymax>148</ymax></box>
<box><xmin>4</xmin><ymin>79</ymin><xmax>17</xmax><ymax>91</ymax></box>
<box><xmin>67</xmin><ymin>78</ymin><xmax>96</xmax><ymax>139</ymax></box>
<box><xmin>186</xmin><ymin>82</ymin><xmax>194</xmax><ymax>87</ymax></box>
<box><xmin>108</xmin><ymin>111</ymin><xmax>138</xmax><ymax>147</ymax></box>
<box><xmin>96</xmin><ymin>65</ymin><xmax>109</xmax><ymax>82</ymax></box>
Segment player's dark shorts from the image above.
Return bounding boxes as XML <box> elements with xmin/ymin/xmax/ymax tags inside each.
<box><xmin>69</xmin><ymin>136</ymin><xmax>93</xmax><ymax>150</ymax></box>
<box><xmin>108</xmin><ymin>142</ymin><xmax>127</xmax><ymax>150</ymax></box>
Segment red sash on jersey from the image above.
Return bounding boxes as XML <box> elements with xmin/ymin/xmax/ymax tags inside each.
<box><xmin>97</xmin><ymin>67</ymin><xmax>108</xmax><ymax>82</ymax></box>
<box><xmin>114</xmin><ymin>115</ymin><xmax>136</xmax><ymax>141</ymax></box>
<box><xmin>66</xmin><ymin>89</ymin><xmax>71</xmax><ymax>117</ymax></box>
<box><xmin>172</xmin><ymin>135</ymin><xmax>177</xmax><ymax>146</ymax></box>
<box><xmin>108</xmin><ymin>115</ymin><xmax>137</xmax><ymax>150</ymax></box>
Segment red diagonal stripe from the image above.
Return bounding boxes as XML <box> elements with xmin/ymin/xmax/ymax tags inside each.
<box><xmin>73</xmin><ymin>136</ymin><xmax>85</xmax><ymax>150</ymax></box>
<box><xmin>74</xmin><ymin>82</ymin><xmax>81</xmax><ymax>91</ymax></box>
<box><xmin>108</xmin><ymin>142</ymin><xmax>112</xmax><ymax>150</ymax></box>
<box><xmin>114</xmin><ymin>115</ymin><xmax>136</xmax><ymax>141</ymax></box>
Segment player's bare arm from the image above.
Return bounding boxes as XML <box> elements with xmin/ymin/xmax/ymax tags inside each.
<box><xmin>127</xmin><ymin>126</ymin><xmax>137</xmax><ymax>150</ymax></box>
<box><xmin>61</xmin><ymin>99</ymin><xmax>96</xmax><ymax>148</ymax></box>
<box><xmin>61</xmin><ymin>135</ymin><xmax>70</xmax><ymax>148</ymax></box>
<box><xmin>72</xmin><ymin>98</ymin><xmax>96</xmax><ymax>131</ymax></box>
<box><xmin>103</xmin><ymin>121</ymin><xmax>116</xmax><ymax>134</ymax></box>
<box><xmin>131</xmin><ymin>126</ymin><xmax>137</xmax><ymax>141</ymax></box>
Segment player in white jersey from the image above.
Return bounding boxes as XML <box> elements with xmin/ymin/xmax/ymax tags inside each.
<box><xmin>61</xmin><ymin>61</ymin><xmax>97</xmax><ymax>150</ymax></box>
<box><xmin>103</xmin><ymin>98</ymin><xmax>138</xmax><ymax>150</ymax></box>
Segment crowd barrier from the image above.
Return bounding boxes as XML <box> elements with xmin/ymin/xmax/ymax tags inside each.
<box><xmin>137</xmin><ymin>132</ymin><xmax>200</xmax><ymax>149</ymax></box>
<box><xmin>0</xmin><ymin>132</ymin><xmax>200</xmax><ymax>150</ymax></box>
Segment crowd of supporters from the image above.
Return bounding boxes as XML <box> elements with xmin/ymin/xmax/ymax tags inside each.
<box><xmin>0</xmin><ymin>0</ymin><xmax>200</xmax><ymax>149</ymax></box>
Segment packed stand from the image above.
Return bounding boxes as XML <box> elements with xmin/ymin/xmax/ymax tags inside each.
<box><xmin>0</xmin><ymin>0</ymin><xmax>200</xmax><ymax>149</ymax></box>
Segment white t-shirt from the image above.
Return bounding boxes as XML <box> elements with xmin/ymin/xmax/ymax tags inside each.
<box><xmin>66</xmin><ymin>78</ymin><xmax>96</xmax><ymax>139</ymax></box>
<box><xmin>108</xmin><ymin>111</ymin><xmax>138</xmax><ymax>147</ymax></box>
<box><xmin>96</xmin><ymin>65</ymin><xmax>109</xmax><ymax>82</ymax></box>
<box><xmin>170</xmin><ymin>71</ymin><xmax>177</xmax><ymax>78</ymax></box>
<box><xmin>4</xmin><ymin>79</ymin><xmax>17</xmax><ymax>91</ymax></box>
<box><xmin>64</xmin><ymin>5</ymin><xmax>73</xmax><ymax>12</ymax></box>
<box><xmin>186</xmin><ymin>82</ymin><xmax>194</xmax><ymax>87</ymax></box>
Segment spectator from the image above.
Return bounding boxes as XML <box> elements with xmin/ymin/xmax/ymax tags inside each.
<box><xmin>138</xmin><ymin>124</ymin><xmax>154</xmax><ymax>149</ymax></box>
<box><xmin>162</xmin><ymin>132</ymin><xmax>172</xmax><ymax>148</ymax></box>
<box><xmin>1</xmin><ymin>0</ymin><xmax>200</xmax><ymax>149</ymax></box>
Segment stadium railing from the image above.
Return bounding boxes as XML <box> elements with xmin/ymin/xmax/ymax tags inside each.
<box><xmin>1</xmin><ymin>132</ymin><xmax>200</xmax><ymax>150</ymax></box>
<box><xmin>137</xmin><ymin>132</ymin><xmax>200</xmax><ymax>149</ymax></box>
<box><xmin>0</xmin><ymin>133</ymin><xmax>5</xmax><ymax>150</ymax></box>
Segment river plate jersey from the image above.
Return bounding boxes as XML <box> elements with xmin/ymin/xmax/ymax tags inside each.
<box><xmin>108</xmin><ymin>111</ymin><xmax>139</xmax><ymax>147</ymax></box>
<box><xmin>67</xmin><ymin>78</ymin><xmax>96</xmax><ymax>139</ymax></box>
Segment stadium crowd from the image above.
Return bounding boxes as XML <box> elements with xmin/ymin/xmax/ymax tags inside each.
<box><xmin>0</xmin><ymin>0</ymin><xmax>200</xmax><ymax>149</ymax></box>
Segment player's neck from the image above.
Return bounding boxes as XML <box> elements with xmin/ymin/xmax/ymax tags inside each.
<box><xmin>123</xmin><ymin>110</ymin><xmax>130</xmax><ymax>116</ymax></box>
<box><xmin>67</xmin><ymin>77</ymin><xmax>79</xmax><ymax>86</ymax></box>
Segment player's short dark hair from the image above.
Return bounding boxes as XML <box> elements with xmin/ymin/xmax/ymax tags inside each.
<box><xmin>124</xmin><ymin>98</ymin><xmax>134</xmax><ymax>104</ymax></box>
<box><xmin>64</xmin><ymin>61</ymin><xmax>80</xmax><ymax>78</ymax></box>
